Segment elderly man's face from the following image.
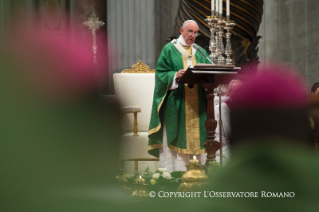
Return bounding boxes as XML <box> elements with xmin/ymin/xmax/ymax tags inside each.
<box><xmin>312</xmin><ymin>87</ymin><xmax>319</xmax><ymax>96</ymax></box>
<box><xmin>229</xmin><ymin>81</ymin><xmax>242</xmax><ymax>97</ymax></box>
<box><xmin>180</xmin><ymin>22</ymin><xmax>198</xmax><ymax>46</ymax></box>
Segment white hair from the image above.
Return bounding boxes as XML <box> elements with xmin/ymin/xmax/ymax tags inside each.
<box><xmin>228</xmin><ymin>79</ymin><xmax>242</xmax><ymax>91</ymax></box>
<box><xmin>181</xmin><ymin>20</ymin><xmax>198</xmax><ymax>29</ymax></box>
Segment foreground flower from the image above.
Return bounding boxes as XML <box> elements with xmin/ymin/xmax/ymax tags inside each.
<box><xmin>150</xmin><ymin>179</ymin><xmax>157</xmax><ymax>185</ymax></box>
<box><xmin>158</xmin><ymin>168</ymin><xmax>168</xmax><ymax>173</ymax></box>
<box><xmin>162</xmin><ymin>172</ymin><xmax>171</xmax><ymax>179</ymax></box>
<box><xmin>5</xmin><ymin>22</ymin><xmax>109</xmax><ymax>103</ymax></box>
<box><xmin>152</xmin><ymin>173</ymin><xmax>160</xmax><ymax>180</ymax></box>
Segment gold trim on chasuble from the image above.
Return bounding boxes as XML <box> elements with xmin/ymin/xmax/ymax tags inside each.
<box><xmin>148</xmin><ymin>85</ymin><xmax>168</xmax><ymax>136</ymax></box>
<box><xmin>148</xmin><ymin>86</ymin><xmax>169</xmax><ymax>151</ymax></box>
<box><xmin>168</xmin><ymin>46</ymin><xmax>205</xmax><ymax>155</ymax></box>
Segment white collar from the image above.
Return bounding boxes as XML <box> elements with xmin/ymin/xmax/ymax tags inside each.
<box><xmin>177</xmin><ymin>35</ymin><xmax>190</xmax><ymax>46</ymax></box>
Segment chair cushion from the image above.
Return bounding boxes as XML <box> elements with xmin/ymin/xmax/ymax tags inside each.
<box><xmin>113</xmin><ymin>73</ymin><xmax>155</xmax><ymax>132</ymax></box>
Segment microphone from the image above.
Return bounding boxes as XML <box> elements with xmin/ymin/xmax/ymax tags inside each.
<box><xmin>192</xmin><ymin>43</ymin><xmax>215</xmax><ymax>64</ymax></box>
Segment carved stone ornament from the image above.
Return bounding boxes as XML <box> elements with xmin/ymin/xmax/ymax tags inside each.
<box><xmin>122</xmin><ymin>60</ymin><xmax>155</xmax><ymax>73</ymax></box>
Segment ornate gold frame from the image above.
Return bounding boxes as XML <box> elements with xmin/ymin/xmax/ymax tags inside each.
<box><xmin>122</xmin><ymin>60</ymin><xmax>155</xmax><ymax>73</ymax></box>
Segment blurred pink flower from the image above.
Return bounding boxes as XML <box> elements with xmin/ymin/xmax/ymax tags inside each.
<box><xmin>4</xmin><ymin>19</ymin><xmax>110</xmax><ymax>103</ymax></box>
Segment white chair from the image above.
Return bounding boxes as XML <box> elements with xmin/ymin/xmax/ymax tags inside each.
<box><xmin>113</xmin><ymin>60</ymin><xmax>159</xmax><ymax>173</ymax></box>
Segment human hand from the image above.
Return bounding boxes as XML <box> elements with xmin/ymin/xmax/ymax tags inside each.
<box><xmin>176</xmin><ymin>70</ymin><xmax>185</xmax><ymax>79</ymax></box>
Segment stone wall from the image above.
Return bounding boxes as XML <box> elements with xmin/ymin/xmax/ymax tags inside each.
<box><xmin>258</xmin><ymin>0</ymin><xmax>319</xmax><ymax>87</ymax></box>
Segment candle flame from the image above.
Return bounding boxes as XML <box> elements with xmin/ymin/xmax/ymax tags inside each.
<box><xmin>193</xmin><ymin>155</ymin><xmax>196</xmax><ymax>160</ymax></box>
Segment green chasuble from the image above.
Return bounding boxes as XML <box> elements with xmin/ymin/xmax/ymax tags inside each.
<box><xmin>148</xmin><ymin>41</ymin><xmax>211</xmax><ymax>157</ymax></box>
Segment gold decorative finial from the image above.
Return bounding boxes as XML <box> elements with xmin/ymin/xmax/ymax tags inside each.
<box><xmin>178</xmin><ymin>156</ymin><xmax>209</xmax><ymax>192</ymax></box>
<box><xmin>122</xmin><ymin>60</ymin><xmax>155</xmax><ymax>73</ymax></box>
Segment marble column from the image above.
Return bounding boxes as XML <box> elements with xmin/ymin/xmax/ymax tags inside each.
<box><xmin>305</xmin><ymin>0</ymin><xmax>319</xmax><ymax>84</ymax></box>
<box><xmin>258</xmin><ymin>0</ymin><xmax>319</xmax><ymax>87</ymax></box>
<box><xmin>107</xmin><ymin>0</ymin><xmax>156</xmax><ymax>95</ymax></box>
<box><xmin>106</xmin><ymin>0</ymin><xmax>179</xmax><ymax>94</ymax></box>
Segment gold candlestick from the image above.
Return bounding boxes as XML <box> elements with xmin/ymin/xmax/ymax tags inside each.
<box><xmin>178</xmin><ymin>156</ymin><xmax>208</xmax><ymax>192</ymax></box>
<box><xmin>189</xmin><ymin>155</ymin><xmax>200</xmax><ymax>165</ymax></box>
<box><xmin>131</xmin><ymin>176</ymin><xmax>149</xmax><ymax>197</ymax></box>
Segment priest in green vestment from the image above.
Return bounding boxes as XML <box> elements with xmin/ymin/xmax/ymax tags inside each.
<box><xmin>148</xmin><ymin>20</ymin><xmax>212</xmax><ymax>172</ymax></box>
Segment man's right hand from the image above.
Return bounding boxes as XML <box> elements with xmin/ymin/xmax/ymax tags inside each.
<box><xmin>176</xmin><ymin>70</ymin><xmax>186</xmax><ymax>79</ymax></box>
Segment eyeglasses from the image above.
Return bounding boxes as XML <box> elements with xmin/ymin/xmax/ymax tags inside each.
<box><xmin>185</xmin><ymin>30</ymin><xmax>198</xmax><ymax>37</ymax></box>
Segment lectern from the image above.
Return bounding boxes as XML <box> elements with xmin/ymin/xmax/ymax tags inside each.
<box><xmin>178</xmin><ymin>64</ymin><xmax>240</xmax><ymax>165</ymax></box>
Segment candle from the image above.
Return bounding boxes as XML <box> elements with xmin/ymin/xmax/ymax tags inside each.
<box><xmin>211</xmin><ymin>0</ymin><xmax>215</xmax><ymax>16</ymax></box>
<box><xmin>136</xmin><ymin>175</ymin><xmax>145</xmax><ymax>184</ymax></box>
<box><xmin>211</xmin><ymin>0</ymin><xmax>215</xmax><ymax>12</ymax></box>
<box><xmin>220</xmin><ymin>0</ymin><xmax>223</xmax><ymax>16</ymax></box>
<box><xmin>190</xmin><ymin>155</ymin><xmax>200</xmax><ymax>165</ymax></box>
<box><xmin>216</xmin><ymin>0</ymin><xmax>219</xmax><ymax>15</ymax></box>
<box><xmin>226</xmin><ymin>0</ymin><xmax>230</xmax><ymax>16</ymax></box>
